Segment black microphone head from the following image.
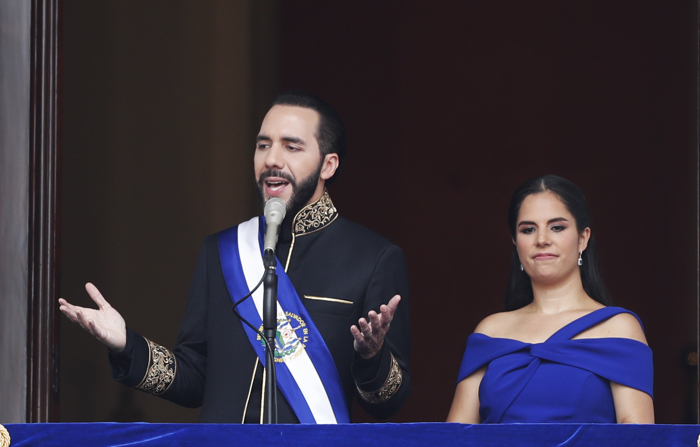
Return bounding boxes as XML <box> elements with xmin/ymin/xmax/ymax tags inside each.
<box><xmin>264</xmin><ymin>197</ymin><xmax>287</xmax><ymax>226</ymax></box>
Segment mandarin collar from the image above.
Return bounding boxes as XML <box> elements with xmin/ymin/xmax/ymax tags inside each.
<box><xmin>279</xmin><ymin>190</ymin><xmax>338</xmax><ymax>242</ymax></box>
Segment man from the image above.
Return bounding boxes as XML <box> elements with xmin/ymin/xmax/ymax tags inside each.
<box><xmin>59</xmin><ymin>91</ymin><xmax>411</xmax><ymax>423</ymax></box>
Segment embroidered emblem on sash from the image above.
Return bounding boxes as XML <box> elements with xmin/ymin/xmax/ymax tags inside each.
<box><xmin>257</xmin><ymin>311</ymin><xmax>309</xmax><ymax>362</ymax></box>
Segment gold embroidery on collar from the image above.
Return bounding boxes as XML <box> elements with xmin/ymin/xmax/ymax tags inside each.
<box><xmin>135</xmin><ymin>338</ymin><xmax>176</xmax><ymax>395</ymax></box>
<box><xmin>285</xmin><ymin>190</ymin><xmax>338</xmax><ymax>271</ymax></box>
<box><xmin>356</xmin><ymin>352</ymin><xmax>403</xmax><ymax>404</ymax></box>
<box><xmin>292</xmin><ymin>190</ymin><xmax>338</xmax><ymax>236</ymax></box>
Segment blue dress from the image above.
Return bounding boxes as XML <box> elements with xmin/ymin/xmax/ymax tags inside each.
<box><xmin>457</xmin><ymin>307</ymin><xmax>653</xmax><ymax>423</ymax></box>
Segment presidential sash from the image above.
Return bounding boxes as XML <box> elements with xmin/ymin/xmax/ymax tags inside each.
<box><xmin>218</xmin><ymin>216</ymin><xmax>349</xmax><ymax>424</ymax></box>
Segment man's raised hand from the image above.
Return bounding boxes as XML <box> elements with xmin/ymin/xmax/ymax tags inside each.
<box><xmin>350</xmin><ymin>295</ymin><xmax>401</xmax><ymax>359</ymax></box>
<box><xmin>58</xmin><ymin>282</ymin><xmax>127</xmax><ymax>352</ymax></box>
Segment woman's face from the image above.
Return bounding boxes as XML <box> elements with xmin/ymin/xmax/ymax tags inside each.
<box><xmin>514</xmin><ymin>191</ymin><xmax>590</xmax><ymax>284</ymax></box>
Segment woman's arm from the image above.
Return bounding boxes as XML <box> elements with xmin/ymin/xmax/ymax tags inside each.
<box><xmin>446</xmin><ymin>366</ymin><xmax>485</xmax><ymax>423</ymax></box>
<box><xmin>600</xmin><ymin>312</ymin><xmax>655</xmax><ymax>423</ymax></box>
<box><xmin>611</xmin><ymin>382</ymin><xmax>654</xmax><ymax>423</ymax></box>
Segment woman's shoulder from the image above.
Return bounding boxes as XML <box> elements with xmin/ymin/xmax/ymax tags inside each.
<box><xmin>581</xmin><ymin>307</ymin><xmax>648</xmax><ymax>344</ymax></box>
<box><xmin>473</xmin><ymin>310</ymin><xmax>521</xmax><ymax>337</ymax></box>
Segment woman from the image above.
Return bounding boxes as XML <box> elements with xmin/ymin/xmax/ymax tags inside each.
<box><xmin>447</xmin><ymin>175</ymin><xmax>654</xmax><ymax>424</ymax></box>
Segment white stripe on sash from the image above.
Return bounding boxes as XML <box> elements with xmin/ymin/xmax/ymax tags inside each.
<box><xmin>238</xmin><ymin>219</ymin><xmax>337</xmax><ymax>424</ymax></box>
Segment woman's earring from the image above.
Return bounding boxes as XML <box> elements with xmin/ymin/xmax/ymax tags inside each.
<box><xmin>520</xmin><ymin>264</ymin><xmax>524</xmax><ymax>271</ymax></box>
<box><xmin>577</xmin><ymin>251</ymin><xmax>583</xmax><ymax>266</ymax></box>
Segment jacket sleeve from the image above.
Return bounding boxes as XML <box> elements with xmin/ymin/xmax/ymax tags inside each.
<box><xmin>351</xmin><ymin>244</ymin><xmax>411</xmax><ymax>419</ymax></box>
<box><xmin>108</xmin><ymin>237</ymin><xmax>211</xmax><ymax>408</ymax></box>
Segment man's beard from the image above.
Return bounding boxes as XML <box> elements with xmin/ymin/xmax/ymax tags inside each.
<box><xmin>256</xmin><ymin>161</ymin><xmax>323</xmax><ymax>216</ymax></box>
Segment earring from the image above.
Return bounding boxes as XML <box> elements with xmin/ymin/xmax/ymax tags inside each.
<box><xmin>578</xmin><ymin>251</ymin><xmax>583</xmax><ymax>266</ymax></box>
<box><xmin>520</xmin><ymin>264</ymin><xmax>524</xmax><ymax>271</ymax></box>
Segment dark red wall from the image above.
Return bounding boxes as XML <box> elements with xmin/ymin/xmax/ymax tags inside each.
<box><xmin>279</xmin><ymin>2</ymin><xmax>698</xmax><ymax>423</ymax></box>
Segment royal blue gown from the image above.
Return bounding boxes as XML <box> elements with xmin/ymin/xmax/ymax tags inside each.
<box><xmin>457</xmin><ymin>307</ymin><xmax>653</xmax><ymax>423</ymax></box>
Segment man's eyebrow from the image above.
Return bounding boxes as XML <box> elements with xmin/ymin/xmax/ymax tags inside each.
<box><xmin>281</xmin><ymin>136</ymin><xmax>305</xmax><ymax>145</ymax></box>
<box><xmin>255</xmin><ymin>134</ymin><xmax>306</xmax><ymax>145</ymax></box>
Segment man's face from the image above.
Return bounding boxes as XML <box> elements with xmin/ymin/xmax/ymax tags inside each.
<box><xmin>254</xmin><ymin>105</ymin><xmax>337</xmax><ymax>213</ymax></box>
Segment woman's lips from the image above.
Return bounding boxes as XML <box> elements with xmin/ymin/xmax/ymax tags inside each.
<box><xmin>533</xmin><ymin>253</ymin><xmax>558</xmax><ymax>260</ymax></box>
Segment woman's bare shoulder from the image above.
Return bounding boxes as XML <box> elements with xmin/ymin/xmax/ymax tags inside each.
<box><xmin>473</xmin><ymin>310</ymin><xmax>520</xmax><ymax>337</ymax></box>
<box><xmin>583</xmin><ymin>310</ymin><xmax>648</xmax><ymax>344</ymax></box>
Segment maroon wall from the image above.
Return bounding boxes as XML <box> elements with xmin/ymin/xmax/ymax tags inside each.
<box><xmin>279</xmin><ymin>2</ymin><xmax>698</xmax><ymax>423</ymax></box>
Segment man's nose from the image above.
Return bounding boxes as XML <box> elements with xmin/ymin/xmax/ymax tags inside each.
<box><xmin>264</xmin><ymin>144</ymin><xmax>284</xmax><ymax>169</ymax></box>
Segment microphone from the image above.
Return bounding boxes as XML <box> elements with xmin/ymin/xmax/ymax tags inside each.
<box><xmin>262</xmin><ymin>197</ymin><xmax>285</xmax><ymax>423</ymax></box>
<box><xmin>263</xmin><ymin>197</ymin><xmax>287</xmax><ymax>254</ymax></box>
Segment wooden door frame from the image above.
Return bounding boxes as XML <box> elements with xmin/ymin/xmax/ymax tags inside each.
<box><xmin>27</xmin><ymin>0</ymin><xmax>60</xmax><ymax>422</ymax></box>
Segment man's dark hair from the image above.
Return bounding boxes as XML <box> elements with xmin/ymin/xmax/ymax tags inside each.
<box><xmin>505</xmin><ymin>174</ymin><xmax>612</xmax><ymax>310</ymax></box>
<box><xmin>272</xmin><ymin>90</ymin><xmax>347</xmax><ymax>185</ymax></box>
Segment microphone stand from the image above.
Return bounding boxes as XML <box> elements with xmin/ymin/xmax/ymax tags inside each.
<box><xmin>262</xmin><ymin>249</ymin><xmax>278</xmax><ymax>424</ymax></box>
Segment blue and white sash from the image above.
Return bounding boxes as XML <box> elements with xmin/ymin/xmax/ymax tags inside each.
<box><xmin>218</xmin><ymin>216</ymin><xmax>349</xmax><ymax>424</ymax></box>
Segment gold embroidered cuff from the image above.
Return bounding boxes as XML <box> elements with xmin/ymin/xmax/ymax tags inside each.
<box><xmin>356</xmin><ymin>352</ymin><xmax>403</xmax><ymax>404</ymax></box>
<box><xmin>135</xmin><ymin>338</ymin><xmax>176</xmax><ymax>395</ymax></box>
